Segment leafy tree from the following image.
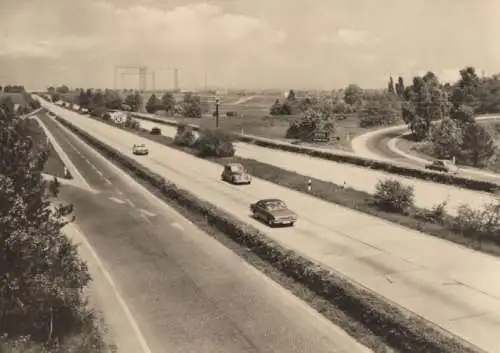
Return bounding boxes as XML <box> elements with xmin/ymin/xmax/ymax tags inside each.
<box><xmin>450</xmin><ymin>104</ymin><xmax>475</xmax><ymax>126</ymax></box>
<box><xmin>0</xmin><ymin>96</ymin><xmax>16</xmax><ymax>117</ymax></box>
<box><xmin>395</xmin><ymin>76</ymin><xmax>405</xmax><ymax>97</ymax></box>
<box><xmin>388</xmin><ymin>77</ymin><xmax>395</xmax><ymax>94</ymax></box>
<box><xmin>195</xmin><ymin>130</ymin><xmax>235</xmax><ymax>157</ymax></box>
<box><xmin>450</xmin><ymin>67</ymin><xmax>481</xmax><ymax>111</ymax></box>
<box><xmin>430</xmin><ymin>117</ymin><xmax>463</xmax><ymax>159</ymax></box>
<box><xmin>181</xmin><ymin>92</ymin><xmax>202</xmax><ymax>118</ymax></box>
<box><xmin>285</xmin><ymin>106</ymin><xmax>335</xmax><ymax>140</ymax></box>
<box><xmin>460</xmin><ymin>122</ymin><xmax>496</xmax><ymax>167</ymax></box>
<box><xmin>124</xmin><ymin>92</ymin><xmax>142</xmax><ymax>112</ymax></box>
<box><xmin>344</xmin><ymin>84</ymin><xmax>363</xmax><ymax>106</ymax></box>
<box><xmin>55</xmin><ymin>85</ymin><xmax>70</xmax><ymax>94</ymax></box>
<box><xmin>145</xmin><ymin>94</ymin><xmax>161</xmax><ymax>113</ymax></box>
<box><xmin>270</xmin><ymin>99</ymin><xmax>282</xmax><ymax>115</ymax></box>
<box><xmin>359</xmin><ymin>94</ymin><xmax>400</xmax><ymax>128</ymax></box>
<box><xmin>0</xmin><ymin>107</ymin><xmax>97</xmax><ymax>348</ymax></box>
<box><xmin>287</xmin><ymin>89</ymin><xmax>296</xmax><ymax>101</ymax></box>
<box><xmin>103</xmin><ymin>90</ymin><xmax>122</xmax><ymax>110</ymax></box>
<box><xmin>161</xmin><ymin>92</ymin><xmax>176</xmax><ymax>114</ymax></box>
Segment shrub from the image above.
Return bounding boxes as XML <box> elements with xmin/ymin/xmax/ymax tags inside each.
<box><xmin>453</xmin><ymin>203</ymin><xmax>500</xmax><ymax>238</ymax></box>
<box><xmin>373</xmin><ymin>179</ymin><xmax>414</xmax><ymax>213</ymax></box>
<box><xmin>150</xmin><ymin>126</ymin><xmax>162</xmax><ymax>135</ymax></box>
<box><xmin>174</xmin><ymin>125</ymin><xmax>198</xmax><ymax>146</ymax></box>
<box><xmin>195</xmin><ymin>129</ymin><xmax>235</xmax><ymax>157</ymax></box>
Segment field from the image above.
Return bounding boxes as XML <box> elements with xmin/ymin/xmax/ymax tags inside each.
<box><xmin>59</xmin><ymin>90</ymin><xmax>378</xmax><ymax>151</ymax></box>
<box><xmin>25</xmin><ymin>118</ymin><xmax>68</xmax><ymax>178</ymax></box>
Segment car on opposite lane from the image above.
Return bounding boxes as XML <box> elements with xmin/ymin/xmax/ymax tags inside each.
<box><xmin>132</xmin><ymin>143</ymin><xmax>149</xmax><ymax>156</ymax></box>
<box><xmin>221</xmin><ymin>163</ymin><xmax>252</xmax><ymax>185</ymax></box>
<box><xmin>250</xmin><ymin>199</ymin><xmax>297</xmax><ymax>227</ymax></box>
<box><xmin>425</xmin><ymin>159</ymin><xmax>458</xmax><ymax>174</ymax></box>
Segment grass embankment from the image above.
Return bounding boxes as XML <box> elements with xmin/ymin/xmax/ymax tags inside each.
<box><xmin>26</xmin><ymin>118</ymin><xmax>71</xmax><ymax>179</ymax></box>
<box><xmin>81</xmin><ymin>114</ymin><xmax>500</xmax><ymax>258</ymax></box>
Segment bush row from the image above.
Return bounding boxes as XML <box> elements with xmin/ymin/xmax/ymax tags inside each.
<box><xmin>55</xmin><ymin>114</ymin><xmax>481</xmax><ymax>353</ymax></box>
<box><xmin>130</xmin><ymin>113</ymin><xmax>500</xmax><ymax>194</ymax></box>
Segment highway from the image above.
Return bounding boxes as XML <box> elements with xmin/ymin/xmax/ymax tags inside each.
<box><xmin>350</xmin><ymin>117</ymin><xmax>500</xmax><ymax>183</ymax></box>
<box><xmin>38</xmin><ymin>111</ymin><xmax>372</xmax><ymax>353</ymax></box>
<box><xmin>40</xmin><ymin>100</ymin><xmax>500</xmax><ymax>352</ymax></box>
<box><xmin>131</xmin><ymin>113</ymin><xmax>495</xmax><ymax>216</ymax></box>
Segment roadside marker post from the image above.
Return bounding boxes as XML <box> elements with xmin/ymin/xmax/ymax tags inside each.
<box><xmin>307</xmin><ymin>178</ymin><xmax>312</xmax><ymax>192</ymax></box>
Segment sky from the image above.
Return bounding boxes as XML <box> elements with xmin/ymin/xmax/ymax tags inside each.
<box><xmin>0</xmin><ymin>0</ymin><xmax>499</xmax><ymax>90</ymax></box>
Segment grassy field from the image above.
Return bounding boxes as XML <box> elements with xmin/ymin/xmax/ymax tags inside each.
<box><xmin>25</xmin><ymin>118</ymin><xmax>69</xmax><ymax>179</ymax></box>
<box><xmin>58</xmin><ymin>90</ymin><xmax>378</xmax><ymax>151</ymax></box>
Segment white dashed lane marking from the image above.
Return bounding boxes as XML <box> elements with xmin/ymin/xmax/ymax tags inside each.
<box><xmin>109</xmin><ymin>196</ymin><xmax>126</xmax><ymax>205</ymax></box>
<box><xmin>139</xmin><ymin>209</ymin><xmax>157</xmax><ymax>218</ymax></box>
<box><xmin>171</xmin><ymin>222</ymin><xmax>184</xmax><ymax>231</ymax></box>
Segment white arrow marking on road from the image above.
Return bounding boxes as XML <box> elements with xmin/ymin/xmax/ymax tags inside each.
<box><xmin>109</xmin><ymin>196</ymin><xmax>126</xmax><ymax>204</ymax></box>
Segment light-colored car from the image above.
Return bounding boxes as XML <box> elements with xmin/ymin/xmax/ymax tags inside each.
<box><xmin>425</xmin><ymin>159</ymin><xmax>458</xmax><ymax>174</ymax></box>
<box><xmin>250</xmin><ymin>199</ymin><xmax>297</xmax><ymax>227</ymax></box>
<box><xmin>132</xmin><ymin>144</ymin><xmax>149</xmax><ymax>156</ymax></box>
<box><xmin>221</xmin><ymin>163</ymin><xmax>252</xmax><ymax>185</ymax></box>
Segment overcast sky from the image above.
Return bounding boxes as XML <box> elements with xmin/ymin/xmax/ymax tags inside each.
<box><xmin>0</xmin><ymin>0</ymin><xmax>498</xmax><ymax>90</ymax></box>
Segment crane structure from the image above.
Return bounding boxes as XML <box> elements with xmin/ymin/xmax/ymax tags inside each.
<box><xmin>114</xmin><ymin>65</ymin><xmax>153</xmax><ymax>92</ymax></box>
<box><xmin>114</xmin><ymin>65</ymin><xmax>179</xmax><ymax>92</ymax></box>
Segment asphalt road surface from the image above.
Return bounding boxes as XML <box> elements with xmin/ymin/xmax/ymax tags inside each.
<box><xmin>38</xmin><ymin>102</ymin><xmax>500</xmax><ymax>352</ymax></box>
<box><xmin>39</xmin><ymin>111</ymin><xmax>372</xmax><ymax>353</ymax></box>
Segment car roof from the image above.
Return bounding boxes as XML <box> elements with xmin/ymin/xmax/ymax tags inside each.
<box><xmin>259</xmin><ymin>198</ymin><xmax>284</xmax><ymax>204</ymax></box>
<box><xmin>226</xmin><ymin>163</ymin><xmax>243</xmax><ymax>167</ymax></box>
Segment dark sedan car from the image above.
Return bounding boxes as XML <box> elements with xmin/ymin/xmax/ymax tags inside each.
<box><xmin>250</xmin><ymin>199</ymin><xmax>297</xmax><ymax>227</ymax></box>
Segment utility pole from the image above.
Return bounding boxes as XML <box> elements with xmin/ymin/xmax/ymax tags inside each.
<box><xmin>215</xmin><ymin>97</ymin><xmax>220</xmax><ymax>128</ymax></box>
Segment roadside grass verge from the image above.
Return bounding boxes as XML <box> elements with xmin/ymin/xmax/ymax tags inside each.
<box><xmin>85</xmin><ymin>114</ymin><xmax>500</xmax><ymax>258</ymax></box>
<box><xmin>55</xmin><ymin>114</ymin><xmax>481</xmax><ymax>353</ymax></box>
<box><xmin>26</xmin><ymin>118</ymin><xmax>71</xmax><ymax>179</ymax></box>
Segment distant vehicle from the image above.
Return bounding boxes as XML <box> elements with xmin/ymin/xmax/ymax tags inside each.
<box><xmin>132</xmin><ymin>144</ymin><xmax>149</xmax><ymax>156</ymax></box>
<box><xmin>425</xmin><ymin>159</ymin><xmax>458</xmax><ymax>174</ymax></box>
<box><xmin>250</xmin><ymin>199</ymin><xmax>297</xmax><ymax>227</ymax></box>
<box><xmin>221</xmin><ymin>163</ymin><xmax>252</xmax><ymax>185</ymax></box>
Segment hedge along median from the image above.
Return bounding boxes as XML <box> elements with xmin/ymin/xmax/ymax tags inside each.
<box><xmin>54</xmin><ymin>114</ymin><xmax>482</xmax><ymax>353</ymax></box>
<box><xmin>129</xmin><ymin>112</ymin><xmax>500</xmax><ymax>194</ymax></box>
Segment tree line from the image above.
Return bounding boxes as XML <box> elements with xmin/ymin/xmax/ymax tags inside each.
<box><xmin>0</xmin><ymin>96</ymin><xmax>105</xmax><ymax>351</ymax></box>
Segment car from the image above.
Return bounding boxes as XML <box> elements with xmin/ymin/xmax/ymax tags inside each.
<box><xmin>250</xmin><ymin>199</ymin><xmax>297</xmax><ymax>227</ymax></box>
<box><xmin>221</xmin><ymin>163</ymin><xmax>252</xmax><ymax>185</ymax></box>
<box><xmin>132</xmin><ymin>144</ymin><xmax>149</xmax><ymax>156</ymax></box>
<box><xmin>425</xmin><ymin>159</ymin><xmax>458</xmax><ymax>174</ymax></box>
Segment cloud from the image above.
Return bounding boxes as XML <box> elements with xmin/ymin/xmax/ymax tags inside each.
<box><xmin>0</xmin><ymin>1</ymin><xmax>285</xmax><ymax>63</ymax></box>
<box><xmin>318</xmin><ymin>28</ymin><xmax>372</xmax><ymax>46</ymax></box>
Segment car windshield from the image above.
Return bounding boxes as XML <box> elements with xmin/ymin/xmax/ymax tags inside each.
<box><xmin>229</xmin><ymin>164</ymin><xmax>243</xmax><ymax>173</ymax></box>
<box><xmin>265</xmin><ymin>201</ymin><xmax>287</xmax><ymax>211</ymax></box>
<box><xmin>136</xmin><ymin>144</ymin><xmax>145</xmax><ymax>148</ymax></box>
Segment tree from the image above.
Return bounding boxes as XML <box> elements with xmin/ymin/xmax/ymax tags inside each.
<box><xmin>388</xmin><ymin>77</ymin><xmax>395</xmax><ymax>94</ymax></box>
<box><xmin>145</xmin><ymin>94</ymin><xmax>161</xmax><ymax>114</ymax></box>
<box><xmin>460</xmin><ymin>122</ymin><xmax>496</xmax><ymax>167</ymax></box>
<box><xmin>395</xmin><ymin>76</ymin><xmax>405</xmax><ymax>97</ymax></box>
<box><xmin>0</xmin><ymin>107</ymin><xmax>94</xmax><ymax>346</ymax></box>
<box><xmin>270</xmin><ymin>99</ymin><xmax>281</xmax><ymax>115</ymax></box>
<box><xmin>344</xmin><ymin>84</ymin><xmax>363</xmax><ymax>106</ymax></box>
<box><xmin>124</xmin><ymin>92</ymin><xmax>142</xmax><ymax>112</ymax></box>
<box><xmin>161</xmin><ymin>92</ymin><xmax>176</xmax><ymax>114</ymax></box>
<box><xmin>374</xmin><ymin>179</ymin><xmax>414</xmax><ymax>214</ymax></box>
<box><xmin>103</xmin><ymin>90</ymin><xmax>123</xmax><ymax>110</ymax></box>
<box><xmin>0</xmin><ymin>96</ymin><xmax>16</xmax><ymax>117</ymax></box>
<box><xmin>359</xmin><ymin>93</ymin><xmax>400</xmax><ymax>128</ymax></box>
<box><xmin>430</xmin><ymin>117</ymin><xmax>463</xmax><ymax>159</ymax></box>
<box><xmin>182</xmin><ymin>92</ymin><xmax>202</xmax><ymax>118</ymax></box>
<box><xmin>450</xmin><ymin>104</ymin><xmax>475</xmax><ymax>126</ymax></box>
<box><xmin>287</xmin><ymin>89</ymin><xmax>296</xmax><ymax>101</ymax></box>
<box><xmin>195</xmin><ymin>130</ymin><xmax>235</xmax><ymax>157</ymax></box>
<box><xmin>55</xmin><ymin>85</ymin><xmax>70</xmax><ymax>94</ymax></box>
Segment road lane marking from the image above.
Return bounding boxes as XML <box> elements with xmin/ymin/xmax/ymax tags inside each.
<box><xmin>68</xmin><ymin>225</ymin><xmax>153</xmax><ymax>353</ymax></box>
<box><xmin>109</xmin><ymin>196</ymin><xmax>126</xmax><ymax>204</ymax></box>
<box><xmin>125</xmin><ymin>198</ymin><xmax>135</xmax><ymax>207</ymax></box>
<box><xmin>139</xmin><ymin>209</ymin><xmax>157</xmax><ymax>218</ymax></box>
<box><xmin>35</xmin><ymin>116</ymin><xmax>92</xmax><ymax>190</ymax></box>
<box><xmin>171</xmin><ymin>222</ymin><xmax>184</xmax><ymax>231</ymax></box>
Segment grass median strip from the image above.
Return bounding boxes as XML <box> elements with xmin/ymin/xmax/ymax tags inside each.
<box><xmin>80</xmin><ymin>113</ymin><xmax>500</xmax><ymax>258</ymax></box>
<box><xmin>54</xmin><ymin>113</ymin><xmax>482</xmax><ymax>353</ymax></box>
<box><xmin>131</xmin><ymin>112</ymin><xmax>500</xmax><ymax>194</ymax></box>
